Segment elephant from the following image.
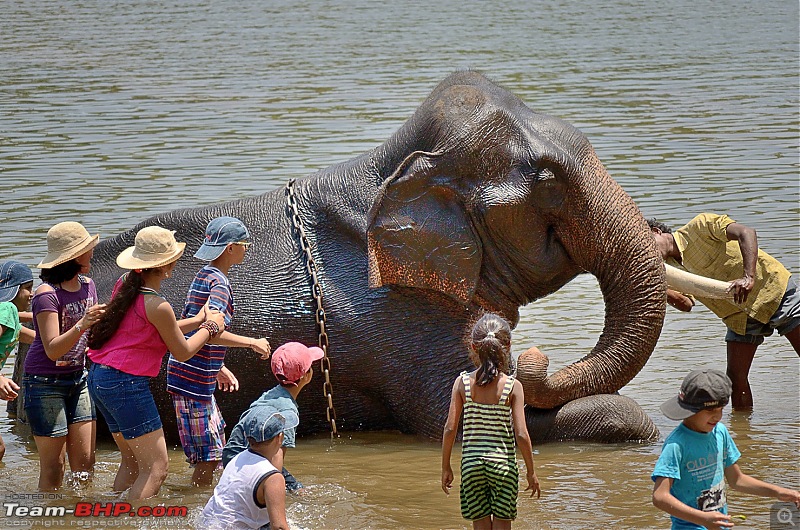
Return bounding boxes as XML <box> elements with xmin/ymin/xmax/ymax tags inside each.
<box><xmin>89</xmin><ymin>71</ymin><xmax>667</xmax><ymax>444</ymax></box>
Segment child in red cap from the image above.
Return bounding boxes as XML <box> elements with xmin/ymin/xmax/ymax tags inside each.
<box><xmin>222</xmin><ymin>342</ymin><xmax>324</xmax><ymax>493</ymax></box>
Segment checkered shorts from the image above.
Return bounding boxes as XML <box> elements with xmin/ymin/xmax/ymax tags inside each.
<box><xmin>172</xmin><ymin>393</ymin><xmax>226</xmax><ymax>464</ymax></box>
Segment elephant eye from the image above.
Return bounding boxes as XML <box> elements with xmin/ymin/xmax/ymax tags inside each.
<box><xmin>517</xmin><ymin>159</ymin><xmax>554</xmax><ymax>183</ymax></box>
<box><xmin>535</xmin><ymin>167</ymin><xmax>555</xmax><ymax>182</ymax></box>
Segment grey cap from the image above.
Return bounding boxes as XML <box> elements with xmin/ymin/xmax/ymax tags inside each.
<box><xmin>660</xmin><ymin>369</ymin><xmax>732</xmax><ymax>420</ymax></box>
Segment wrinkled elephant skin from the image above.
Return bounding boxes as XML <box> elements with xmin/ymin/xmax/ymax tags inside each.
<box><xmin>90</xmin><ymin>72</ymin><xmax>665</xmax><ymax>444</ymax></box>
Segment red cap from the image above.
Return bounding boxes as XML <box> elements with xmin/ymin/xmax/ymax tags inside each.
<box><xmin>271</xmin><ymin>342</ymin><xmax>325</xmax><ymax>386</ymax></box>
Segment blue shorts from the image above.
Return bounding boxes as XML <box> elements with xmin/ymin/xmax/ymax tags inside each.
<box><xmin>172</xmin><ymin>393</ymin><xmax>226</xmax><ymax>465</ymax></box>
<box><xmin>23</xmin><ymin>370</ymin><xmax>95</xmax><ymax>438</ymax></box>
<box><xmin>88</xmin><ymin>363</ymin><xmax>162</xmax><ymax>440</ymax></box>
<box><xmin>282</xmin><ymin>467</ymin><xmax>305</xmax><ymax>492</ymax></box>
<box><xmin>726</xmin><ymin>277</ymin><xmax>800</xmax><ymax>345</ymax></box>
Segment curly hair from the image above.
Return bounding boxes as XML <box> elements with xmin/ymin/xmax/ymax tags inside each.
<box><xmin>88</xmin><ymin>272</ymin><xmax>144</xmax><ymax>350</ymax></box>
<box><xmin>469</xmin><ymin>313</ymin><xmax>512</xmax><ymax>386</ymax></box>
<box><xmin>39</xmin><ymin>259</ymin><xmax>82</xmax><ymax>285</ymax></box>
<box><xmin>646</xmin><ymin>218</ymin><xmax>673</xmax><ymax>234</ymax></box>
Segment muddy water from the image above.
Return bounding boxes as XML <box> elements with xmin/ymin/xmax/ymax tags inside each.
<box><xmin>1</xmin><ymin>0</ymin><xmax>798</xmax><ymax>528</ymax></box>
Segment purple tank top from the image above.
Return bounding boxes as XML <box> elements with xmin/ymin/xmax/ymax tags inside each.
<box><xmin>25</xmin><ymin>277</ymin><xmax>97</xmax><ymax>375</ymax></box>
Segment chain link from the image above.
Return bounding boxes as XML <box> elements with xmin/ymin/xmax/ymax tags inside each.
<box><xmin>286</xmin><ymin>179</ymin><xmax>338</xmax><ymax>437</ymax></box>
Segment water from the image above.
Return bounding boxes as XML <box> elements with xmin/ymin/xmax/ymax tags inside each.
<box><xmin>1</xmin><ymin>0</ymin><xmax>798</xmax><ymax>528</ymax></box>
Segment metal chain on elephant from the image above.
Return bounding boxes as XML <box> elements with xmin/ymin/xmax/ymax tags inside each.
<box><xmin>286</xmin><ymin>179</ymin><xmax>339</xmax><ymax>437</ymax></box>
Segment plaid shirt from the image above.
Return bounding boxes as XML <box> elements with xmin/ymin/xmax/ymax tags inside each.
<box><xmin>668</xmin><ymin>213</ymin><xmax>791</xmax><ymax>335</ymax></box>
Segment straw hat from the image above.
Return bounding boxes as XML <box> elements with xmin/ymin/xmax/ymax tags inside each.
<box><xmin>38</xmin><ymin>222</ymin><xmax>100</xmax><ymax>269</ymax></box>
<box><xmin>116</xmin><ymin>226</ymin><xmax>186</xmax><ymax>270</ymax></box>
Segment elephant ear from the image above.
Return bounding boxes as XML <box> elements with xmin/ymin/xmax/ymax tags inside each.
<box><xmin>367</xmin><ymin>151</ymin><xmax>482</xmax><ymax>304</ymax></box>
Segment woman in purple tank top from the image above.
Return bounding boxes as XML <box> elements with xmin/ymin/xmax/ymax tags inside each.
<box><xmin>24</xmin><ymin>221</ymin><xmax>107</xmax><ymax>492</ymax></box>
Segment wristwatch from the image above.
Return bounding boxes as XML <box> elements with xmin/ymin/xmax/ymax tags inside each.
<box><xmin>75</xmin><ymin>323</ymin><xmax>83</xmax><ymax>333</ymax></box>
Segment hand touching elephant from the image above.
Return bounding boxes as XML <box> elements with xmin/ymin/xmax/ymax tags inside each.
<box><xmin>90</xmin><ymin>72</ymin><xmax>666</xmax><ymax>444</ymax></box>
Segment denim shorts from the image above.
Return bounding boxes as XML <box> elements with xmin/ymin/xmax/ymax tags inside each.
<box><xmin>726</xmin><ymin>277</ymin><xmax>800</xmax><ymax>345</ymax></box>
<box><xmin>88</xmin><ymin>363</ymin><xmax>162</xmax><ymax>440</ymax></box>
<box><xmin>23</xmin><ymin>370</ymin><xmax>95</xmax><ymax>438</ymax></box>
<box><xmin>282</xmin><ymin>467</ymin><xmax>305</xmax><ymax>492</ymax></box>
<box><xmin>172</xmin><ymin>393</ymin><xmax>226</xmax><ymax>464</ymax></box>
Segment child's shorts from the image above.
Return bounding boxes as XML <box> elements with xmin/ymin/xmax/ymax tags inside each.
<box><xmin>460</xmin><ymin>457</ymin><xmax>519</xmax><ymax>521</ymax></box>
<box><xmin>172</xmin><ymin>393</ymin><xmax>226</xmax><ymax>464</ymax></box>
<box><xmin>23</xmin><ymin>370</ymin><xmax>95</xmax><ymax>437</ymax></box>
<box><xmin>88</xmin><ymin>363</ymin><xmax>161</xmax><ymax>440</ymax></box>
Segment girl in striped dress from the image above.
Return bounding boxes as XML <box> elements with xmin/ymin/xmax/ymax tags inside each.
<box><xmin>442</xmin><ymin>313</ymin><xmax>540</xmax><ymax>529</ymax></box>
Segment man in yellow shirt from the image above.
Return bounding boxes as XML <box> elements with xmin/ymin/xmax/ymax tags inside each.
<box><xmin>648</xmin><ymin>213</ymin><xmax>799</xmax><ymax>410</ymax></box>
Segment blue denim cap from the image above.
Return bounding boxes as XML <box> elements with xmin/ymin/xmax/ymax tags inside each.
<box><xmin>240</xmin><ymin>406</ymin><xmax>300</xmax><ymax>443</ymax></box>
<box><xmin>0</xmin><ymin>260</ymin><xmax>33</xmax><ymax>303</ymax></box>
<box><xmin>194</xmin><ymin>216</ymin><xmax>251</xmax><ymax>261</ymax></box>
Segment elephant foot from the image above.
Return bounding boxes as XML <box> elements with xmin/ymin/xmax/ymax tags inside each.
<box><xmin>524</xmin><ymin>394</ymin><xmax>659</xmax><ymax>444</ymax></box>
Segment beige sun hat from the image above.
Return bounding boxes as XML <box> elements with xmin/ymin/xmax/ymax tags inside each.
<box><xmin>37</xmin><ymin>222</ymin><xmax>101</xmax><ymax>269</ymax></box>
<box><xmin>116</xmin><ymin>226</ymin><xmax>186</xmax><ymax>270</ymax></box>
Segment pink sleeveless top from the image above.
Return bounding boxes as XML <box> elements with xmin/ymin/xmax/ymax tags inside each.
<box><xmin>88</xmin><ymin>289</ymin><xmax>168</xmax><ymax>377</ymax></box>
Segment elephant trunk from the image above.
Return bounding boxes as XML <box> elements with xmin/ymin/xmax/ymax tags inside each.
<box><xmin>517</xmin><ymin>150</ymin><xmax>666</xmax><ymax>409</ymax></box>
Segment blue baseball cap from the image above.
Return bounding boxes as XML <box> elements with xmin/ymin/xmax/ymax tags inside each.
<box><xmin>240</xmin><ymin>406</ymin><xmax>300</xmax><ymax>443</ymax></box>
<box><xmin>194</xmin><ymin>216</ymin><xmax>251</xmax><ymax>261</ymax></box>
<box><xmin>0</xmin><ymin>261</ymin><xmax>34</xmax><ymax>303</ymax></box>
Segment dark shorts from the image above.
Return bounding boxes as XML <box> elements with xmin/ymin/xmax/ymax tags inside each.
<box><xmin>460</xmin><ymin>457</ymin><xmax>518</xmax><ymax>521</ymax></box>
<box><xmin>23</xmin><ymin>370</ymin><xmax>95</xmax><ymax>438</ymax></box>
<box><xmin>88</xmin><ymin>363</ymin><xmax>161</xmax><ymax>440</ymax></box>
<box><xmin>726</xmin><ymin>277</ymin><xmax>800</xmax><ymax>345</ymax></box>
<box><xmin>282</xmin><ymin>467</ymin><xmax>304</xmax><ymax>492</ymax></box>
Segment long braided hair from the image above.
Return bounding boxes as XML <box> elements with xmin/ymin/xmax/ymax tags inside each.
<box><xmin>87</xmin><ymin>271</ymin><xmax>145</xmax><ymax>349</ymax></box>
<box><xmin>469</xmin><ymin>313</ymin><xmax>512</xmax><ymax>386</ymax></box>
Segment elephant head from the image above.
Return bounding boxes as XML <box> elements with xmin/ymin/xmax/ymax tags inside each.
<box><xmin>366</xmin><ymin>72</ymin><xmax>666</xmax><ymax>409</ymax></box>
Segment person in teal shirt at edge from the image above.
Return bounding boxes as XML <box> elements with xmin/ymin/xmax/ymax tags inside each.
<box><xmin>0</xmin><ymin>260</ymin><xmax>36</xmax><ymax>460</ymax></box>
<box><xmin>652</xmin><ymin>369</ymin><xmax>800</xmax><ymax>529</ymax></box>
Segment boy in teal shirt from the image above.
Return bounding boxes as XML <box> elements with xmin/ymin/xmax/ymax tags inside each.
<box><xmin>0</xmin><ymin>260</ymin><xmax>36</xmax><ymax>459</ymax></box>
<box><xmin>652</xmin><ymin>369</ymin><xmax>800</xmax><ymax>529</ymax></box>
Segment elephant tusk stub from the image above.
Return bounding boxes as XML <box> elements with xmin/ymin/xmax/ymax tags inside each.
<box><xmin>664</xmin><ymin>263</ymin><xmax>734</xmax><ymax>300</ymax></box>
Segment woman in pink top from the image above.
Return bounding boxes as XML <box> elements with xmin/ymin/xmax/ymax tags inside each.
<box><xmin>87</xmin><ymin>226</ymin><xmax>224</xmax><ymax>500</ymax></box>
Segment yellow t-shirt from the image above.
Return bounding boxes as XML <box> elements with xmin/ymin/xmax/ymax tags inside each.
<box><xmin>669</xmin><ymin>213</ymin><xmax>791</xmax><ymax>335</ymax></box>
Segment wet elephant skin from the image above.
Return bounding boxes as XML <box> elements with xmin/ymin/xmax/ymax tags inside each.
<box><xmin>90</xmin><ymin>71</ymin><xmax>665</xmax><ymax>444</ymax></box>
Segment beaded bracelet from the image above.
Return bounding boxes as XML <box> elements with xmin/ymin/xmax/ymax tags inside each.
<box><xmin>199</xmin><ymin>320</ymin><xmax>222</xmax><ymax>338</ymax></box>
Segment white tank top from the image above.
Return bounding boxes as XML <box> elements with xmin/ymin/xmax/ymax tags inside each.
<box><xmin>201</xmin><ymin>449</ymin><xmax>280</xmax><ymax>529</ymax></box>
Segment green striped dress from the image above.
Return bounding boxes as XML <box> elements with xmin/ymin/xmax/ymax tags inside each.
<box><xmin>459</xmin><ymin>371</ymin><xmax>519</xmax><ymax>521</ymax></box>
